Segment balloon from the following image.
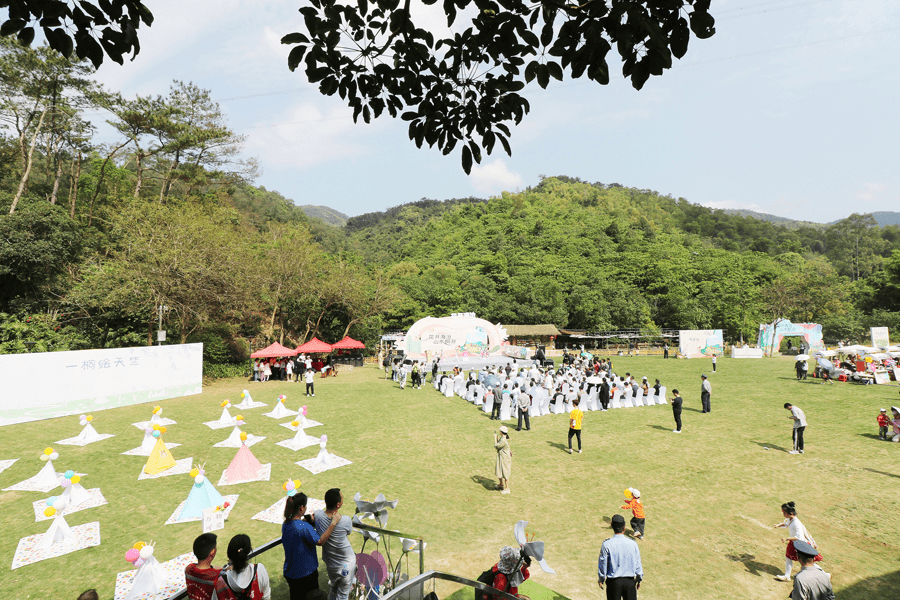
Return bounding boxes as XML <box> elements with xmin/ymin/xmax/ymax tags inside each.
<box><xmin>160</xmin><ymin>426</ymin><xmax>167</xmax><ymax>433</ymax></box>
<box><xmin>240</xmin><ymin>432</ymin><xmax>248</xmax><ymax>442</ymax></box>
<box><xmin>49</xmin><ymin>452</ymin><xmax>58</xmax><ymax>460</ymax></box>
<box><xmin>190</xmin><ymin>468</ymin><xmax>200</xmax><ymax>478</ymax></box>
<box><xmin>133</xmin><ymin>541</ymin><xmax>146</xmax><ymax>550</ymax></box>
<box><xmin>285</xmin><ymin>480</ymin><xmax>295</xmax><ymax>491</ymax></box>
<box><xmin>79</xmin><ymin>419</ymin><xmax>87</xmax><ymax>426</ymax></box>
<box><xmin>291</xmin><ymin>421</ymin><xmax>299</xmax><ymax>427</ymax></box>
<box><xmin>79</xmin><ymin>415</ymin><xmax>86</xmax><ymax>420</ymax></box>
<box><xmin>152</xmin><ymin>431</ymin><xmax>160</xmax><ymax>438</ymax></box>
<box><xmin>293</xmin><ymin>479</ymin><xmax>301</xmax><ymax>489</ymax></box>
<box><xmin>282</xmin><ymin>481</ymin><xmax>289</xmax><ymax>491</ymax></box>
<box><xmin>133</xmin><ymin>558</ymin><xmax>145</xmax><ymax>568</ymax></box>
<box><xmin>53</xmin><ymin>496</ymin><xmax>69</xmax><ymax>510</ymax></box>
<box><xmin>235</xmin><ymin>415</ymin><xmax>243</xmax><ymax>421</ymax></box>
<box><xmin>302</xmin><ymin>406</ymin><xmax>308</xmax><ymax>415</ymax></box>
<box><xmin>145</xmin><ymin>427</ymin><xmax>152</xmax><ymax>434</ymax></box>
<box><xmin>241</xmin><ymin>392</ymin><xmax>246</xmax><ymax>398</ymax></box>
<box><xmin>86</xmin><ymin>416</ymin><xmax>92</xmax><ymax>422</ymax></box>
<box><xmin>287</xmin><ymin>489</ymin><xmax>297</xmax><ymax>497</ymax></box>
<box><xmin>865</xmin><ymin>356</ymin><xmax>873</xmax><ymax>363</ymax></box>
<box><xmin>70</xmin><ymin>475</ymin><xmax>80</xmax><ymax>484</ymax></box>
<box><xmin>152</xmin><ymin>424</ymin><xmax>160</xmax><ymax>431</ymax></box>
<box><xmin>139</xmin><ymin>545</ymin><xmax>153</xmax><ymax>559</ymax></box>
<box><xmin>60</xmin><ymin>478</ymin><xmax>71</xmax><ymax>488</ymax></box>
<box><xmin>44</xmin><ymin>507</ymin><xmax>56</xmax><ymax>517</ymax></box>
<box><xmin>40</xmin><ymin>455</ymin><xmax>49</xmax><ymax>462</ymax></box>
<box><xmin>64</xmin><ymin>470</ymin><xmax>74</xmax><ymax>479</ymax></box>
<box><xmin>320</xmin><ymin>434</ymin><xmax>327</xmax><ymax>443</ymax></box>
<box><xmin>624</xmin><ymin>489</ymin><xmax>632</xmax><ymax>498</ymax></box>
<box><xmin>44</xmin><ymin>447</ymin><xmax>53</xmax><ymax>456</ymax></box>
<box><xmin>195</xmin><ymin>475</ymin><xmax>205</xmax><ymax>485</ymax></box>
<box><xmin>46</xmin><ymin>496</ymin><xmax>58</xmax><ymax>506</ymax></box>
<box><xmin>125</xmin><ymin>548</ymin><xmax>140</xmax><ymax>562</ymax></box>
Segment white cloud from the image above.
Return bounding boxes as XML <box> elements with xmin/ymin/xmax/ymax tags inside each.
<box><xmin>699</xmin><ymin>199</ymin><xmax>762</xmax><ymax>212</ymax></box>
<box><xmin>854</xmin><ymin>182</ymin><xmax>888</xmax><ymax>202</ymax></box>
<box><xmin>243</xmin><ymin>102</ymin><xmax>376</xmax><ymax>168</ymax></box>
<box><xmin>469</xmin><ymin>159</ymin><xmax>523</xmax><ymax>195</ymax></box>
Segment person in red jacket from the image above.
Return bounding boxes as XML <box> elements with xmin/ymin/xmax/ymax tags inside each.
<box><xmin>491</xmin><ymin>546</ymin><xmax>530</xmax><ymax>597</ymax></box>
<box><xmin>877</xmin><ymin>408</ymin><xmax>890</xmax><ymax>439</ymax></box>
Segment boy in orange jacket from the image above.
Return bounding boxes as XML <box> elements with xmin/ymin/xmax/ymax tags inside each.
<box><xmin>621</xmin><ymin>488</ymin><xmax>645</xmax><ymax>539</ymax></box>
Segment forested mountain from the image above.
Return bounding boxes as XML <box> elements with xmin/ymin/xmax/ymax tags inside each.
<box><xmin>1</xmin><ymin>41</ymin><xmax>897</xmax><ymax>364</ymax></box>
<box><xmin>300</xmin><ymin>205</ymin><xmax>348</xmax><ymax>226</ymax></box>
<box><xmin>721</xmin><ymin>209</ymin><xmax>824</xmax><ymax>230</ymax></box>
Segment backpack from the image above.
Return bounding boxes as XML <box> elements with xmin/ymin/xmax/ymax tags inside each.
<box><xmin>218</xmin><ymin>565</ymin><xmax>261</xmax><ymax>600</ymax></box>
<box><xmin>474</xmin><ymin>566</ymin><xmax>510</xmax><ymax>600</ymax></box>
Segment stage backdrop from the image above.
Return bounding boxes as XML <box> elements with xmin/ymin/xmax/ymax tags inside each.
<box><xmin>871</xmin><ymin>327</ymin><xmax>890</xmax><ymax>348</ymax></box>
<box><xmin>0</xmin><ymin>343</ymin><xmax>203</xmax><ymax>426</ymax></box>
<box><xmin>679</xmin><ymin>330</ymin><xmax>724</xmax><ymax>359</ymax></box>
<box><xmin>756</xmin><ymin>321</ymin><xmax>825</xmax><ymax>355</ymax></box>
<box><xmin>404</xmin><ymin>313</ymin><xmax>507</xmax><ymax>362</ymax></box>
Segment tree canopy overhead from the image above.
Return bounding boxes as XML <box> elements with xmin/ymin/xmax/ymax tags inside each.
<box><xmin>282</xmin><ymin>0</ymin><xmax>716</xmax><ymax>172</ymax></box>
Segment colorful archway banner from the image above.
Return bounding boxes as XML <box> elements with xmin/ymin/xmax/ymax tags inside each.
<box><xmin>404</xmin><ymin>313</ymin><xmax>507</xmax><ymax>361</ymax></box>
<box><xmin>679</xmin><ymin>330</ymin><xmax>724</xmax><ymax>359</ymax></box>
<box><xmin>756</xmin><ymin>321</ymin><xmax>825</xmax><ymax>355</ymax></box>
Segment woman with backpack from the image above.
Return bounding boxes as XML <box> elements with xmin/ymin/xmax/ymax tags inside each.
<box><xmin>215</xmin><ymin>534</ymin><xmax>271</xmax><ymax>600</ymax></box>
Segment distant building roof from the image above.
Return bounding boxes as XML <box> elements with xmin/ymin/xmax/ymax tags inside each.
<box><xmin>502</xmin><ymin>324</ymin><xmax>561</xmax><ymax>337</ymax></box>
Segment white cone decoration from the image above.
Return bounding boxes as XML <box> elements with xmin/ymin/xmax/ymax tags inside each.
<box><xmin>292</xmin><ymin>424</ymin><xmax>308</xmax><ymax>442</ymax></box>
<box><xmin>62</xmin><ymin>482</ymin><xmax>92</xmax><ymax>509</ymax></box>
<box><xmin>150</xmin><ymin>411</ymin><xmax>163</xmax><ymax>424</ymax></box>
<box><xmin>73</xmin><ymin>423</ymin><xmax>102</xmax><ymax>444</ymax></box>
<box><xmin>268</xmin><ymin>402</ymin><xmax>292</xmax><ymax>419</ymax></box>
<box><xmin>139</xmin><ymin>429</ymin><xmax>156</xmax><ymax>453</ymax></box>
<box><xmin>223</xmin><ymin>426</ymin><xmax>243</xmax><ymax>446</ymax></box>
<box><xmin>33</xmin><ymin>460</ymin><xmax>61</xmax><ymax>491</ymax></box>
<box><xmin>218</xmin><ymin>407</ymin><xmax>235</xmax><ymax>426</ymax></box>
<box><xmin>36</xmin><ymin>513</ymin><xmax>75</xmax><ymax>550</ymax></box>
<box><xmin>124</xmin><ymin>552</ymin><xmax>167</xmax><ymax>600</ymax></box>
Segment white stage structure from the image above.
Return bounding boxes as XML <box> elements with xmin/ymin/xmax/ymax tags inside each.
<box><xmin>0</xmin><ymin>344</ymin><xmax>202</xmax><ymax>426</ymax></box>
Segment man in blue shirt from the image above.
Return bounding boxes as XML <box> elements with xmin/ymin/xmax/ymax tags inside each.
<box><xmin>598</xmin><ymin>514</ymin><xmax>643</xmax><ymax>599</ymax></box>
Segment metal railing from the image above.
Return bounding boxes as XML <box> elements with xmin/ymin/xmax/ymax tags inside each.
<box><xmin>165</xmin><ymin>522</ymin><xmax>423</xmax><ymax>600</ymax></box>
<box><xmin>381</xmin><ymin>570</ymin><xmax>521</xmax><ymax>600</ymax></box>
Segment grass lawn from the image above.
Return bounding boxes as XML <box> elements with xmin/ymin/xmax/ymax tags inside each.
<box><xmin>0</xmin><ymin>356</ymin><xmax>898</xmax><ymax>599</ymax></box>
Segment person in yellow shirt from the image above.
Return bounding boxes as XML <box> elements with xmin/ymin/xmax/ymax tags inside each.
<box><xmin>568</xmin><ymin>398</ymin><xmax>583</xmax><ymax>454</ymax></box>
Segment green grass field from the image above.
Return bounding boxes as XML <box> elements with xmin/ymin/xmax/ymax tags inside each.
<box><xmin>0</xmin><ymin>357</ymin><xmax>897</xmax><ymax>600</ymax></box>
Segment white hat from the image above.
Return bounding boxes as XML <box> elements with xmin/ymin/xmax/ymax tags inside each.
<box><xmin>629</xmin><ymin>487</ymin><xmax>641</xmax><ymax>498</ymax></box>
<box><xmin>499</xmin><ymin>426</ymin><xmax>508</xmax><ymax>434</ymax></box>
<box><xmin>881</xmin><ymin>408</ymin><xmax>887</xmax><ymax>412</ymax></box>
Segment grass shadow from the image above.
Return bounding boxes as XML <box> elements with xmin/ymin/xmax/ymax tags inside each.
<box><xmin>751</xmin><ymin>441</ymin><xmax>789</xmax><ymax>452</ymax></box>
<box><xmin>864</xmin><ymin>467</ymin><xmax>900</xmax><ymax>479</ymax></box>
<box><xmin>726</xmin><ymin>553</ymin><xmax>783</xmax><ymax>577</ymax></box>
<box><xmin>856</xmin><ymin>433</ymin><xmax>886</xmax><ymax>441</ymax></box>
<box><xmin>647</xmin><ymin>425</ymin><xmax>673</xmax><ymax>432</ymax></box>
<box><xmin>545</xmin><ymin>441</ymin><xmax>569</xmax><ymax>452</ymax></box>
<box><xmin>471</xmin><ymin>474</ymin><xmax>498</xmax><ymax>491</ymax></box>
<box><xmin>683</xmin><ymin>407</ymin><xmax>703</xmax><ymax>413</ymax></box>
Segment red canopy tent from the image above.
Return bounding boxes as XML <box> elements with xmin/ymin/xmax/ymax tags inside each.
<box><xmin>295</xmin><ymin>337</ymin><xmax>333</xmax><ymax>354</ymax></box>
<box><xmin>250</xmin><ymin>341</ymin><xmax>297</xmax><ymax>358</ymax></box>
<box><xmin>331</xmin><ymin>336</ymin><xmax>366</xmax><ymax>350</ymax></box>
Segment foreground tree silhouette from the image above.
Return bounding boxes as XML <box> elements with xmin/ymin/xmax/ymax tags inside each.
<box><xmin>282</xmin><ymin>0</ymin><xmax>716</xmax><ymax>172</ymax></box>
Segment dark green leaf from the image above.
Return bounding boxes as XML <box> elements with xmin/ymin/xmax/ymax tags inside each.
<box><xmin>281</xmin><ymin>32</ymin><xmax>310</xmax><ymax>45</ymax></box>
<box><xmin>546</xmin><ymin>61</ymin><xmax>563</xmax><ymax>81</ymax></box>
<box><xmin>0</xmin><ymin>19</ymin><xmax>26</xmax><ymax>37</ymax></box>
<box><xmin>17</xmin><ymin>27</ymin><xmax>35</xmax><ymax>46</ymax></box>
<box><xmin>461</xmin><ymin>144</ymin><xmax>472</xmax><ymax>174</ymax></box>
<box><xmin>536</xmin><ymin>63</ymin><xmax>549</xmax><ymax>89</ymax></box>
<box><xmin>287</xmin><ymin>45</ymin><xmax>307</xmax><ymax>71</ymax></box>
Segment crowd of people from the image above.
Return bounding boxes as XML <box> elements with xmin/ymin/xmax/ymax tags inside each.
<box><xmin>180</xmin><ymin>487</ymin><xmax>352</xmax><ymax>600</ymax></box>
<box><xmin>253</xmin><ymin>355</ymin><xmax>335</xmax><ymax>384</ymax></box>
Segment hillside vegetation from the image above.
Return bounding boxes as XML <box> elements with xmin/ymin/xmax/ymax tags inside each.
<box><xmin>1</xmin><ymin>39</ymin><xmax>898</xmax><ymax>360</ymax></box>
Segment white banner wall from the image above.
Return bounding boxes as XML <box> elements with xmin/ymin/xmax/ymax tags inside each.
<box><xmin>0</xmin><ymin>343</ymin><xmax>203</xmax><ymax>426</ymax></box>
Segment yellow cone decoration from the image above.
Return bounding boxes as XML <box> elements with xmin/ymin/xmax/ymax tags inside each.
<box><xmin>143</xmin><ymin>437</ymin><xmax>176</xmax><ymax>475</ymax></box>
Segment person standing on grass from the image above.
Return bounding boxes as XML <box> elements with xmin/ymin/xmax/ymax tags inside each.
<box><xmin>598</xmin><ymin>514</ymin><xmax>643</xmax><ymax>600</ymax></box>
<box><xmin>774</xmin><ymin>501</ymin><xmax>826</xmax><ymax>583</ymax></box>
<box><xmin>621</xmin><ymin>488</ymin><xmax>645</xmax><ymax>539</ymax></box>
<box><xmin>305</xmin><ymin>368</ymin><xmax>316</xmax><ymax>397</ymax></box>
<box><xmin>568</xmin><ymin>398</ymin><xmax>583</xmax><ymax>454</ymax></box>
<box><xmin>516</xmin><ymin>391</ymin><xmax>531</xmax><ymax>431</ymax></box>
<box><xmin>877</xmin><ymin>408</ymin><xmax>890</xmax><ymax>440</ymax></box>
<box><xmin>700</xmin><ymin>374</ymin><xmax>711</xmax><ymax>413</ymax></box>
<box><xmin>789</xmin><ymin>540</ymin><xmax>835</xmax><ymax>600</ymax></box>
<box><xmin>712</xmin><ymin>353</ymin><xmax>717</xmax><ymax>373</ymax></box>
<box><xmin>784</xmin><ymin>403</ymin><xmax>807</xmax><ymax>454</ymax></box>
<box><xmin>671</xmin><ymin>389</ymin><xmax>683</xmax><ymax>433</ymax></box>
<box><xmin>494</xmin><ymin>426</ymin><xmax>512</xmax><ymax>494</ymax></box>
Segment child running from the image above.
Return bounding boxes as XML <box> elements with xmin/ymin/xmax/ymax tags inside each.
<box><xmin>621</xmin><ymin>488</ymin><xmax>646</xmax><ymax>539</ymax></box>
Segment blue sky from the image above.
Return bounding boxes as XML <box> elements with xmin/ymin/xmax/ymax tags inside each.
<box><xmin>86</xmin><ymin>0</ymin><xmax>900</xmax><ymax>221</ymax></box>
